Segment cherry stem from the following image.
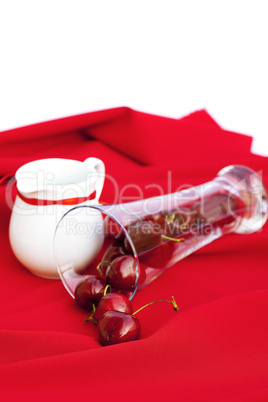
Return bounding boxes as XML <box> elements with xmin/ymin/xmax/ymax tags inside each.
<box><xmin>165</xmin><ymin>212</ymin><xmax>188</xmax><ymax>229</ymax></box>
<box><xmin>124</xmin><ymin>207</ymin><xmax>142</xmax><ymax>222</ymax></box>
<box><xmin>104</xmin><ymin>284</ymin><xmax>112</xmax><ymax>296</ymax></box>
<box><xmin>133</xmin><ymin>296</ymin><xmax>179</xmax><ymax>315</ymax></box>
<box><xmin>164</xmin><ymin>213</ymin><xmax>175</xmax><ymax>223</ymax></box>
<box><xmin>96</xmin><ymin>260</ymin><xmax>111</xmax><ymax>276</ymax></box>
<box><xmin>84</xmin><ymin>303</ymin><xmax>97</xmax><ymax>325</ymax></box>
<box><xmin>178</xmin><ymin>214</ymin><xmax>187</xmax><ymax>229</ymax></box>
<box><xmin>161</xmin><ymin>234</ymin><xmax>185</xmax><ymax>242</ymax></box>
<box><xmin>84</xmin><ymin>316</ymin><xmax>97</xmax><ymax>325</ymax></box>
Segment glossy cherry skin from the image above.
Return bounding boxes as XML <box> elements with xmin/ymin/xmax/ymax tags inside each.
<box><xmin>139</xmin><ymin>240</ymin><xmax>174</xmax><ymax>269</ymax></box>
<box><xmin>98</xmin><ymin>242</ymin><xmax>126</xmax><ymax>276</ymax></box>
<box><xmin>93</xmin><ymin>293</ymin><xmax>133</xmax><ymax>322</ymax></box>
<box><xmin>163</xmin><ymin>211</ymin><xmax>192</xmax><ymax>237</ymax></box>
<box><xmin>191</xmin><ymin>194</ymin><xmax>239</xmax><ymax>234</ymax></box>
<box><xmin>97</xmin><ymin>311</ymin><xmax>141</xmax><ymax>346</ymax></box>
<box><xmin>142</xmin><ymin>212</ymin><xmax>166</xmax><ymax>227</ymax></box>
<box><xmin>124</xmin><ymin>220</ymin><xmax>161</xmax><ymax>254</ymax></box>
<box><xmin>141</xmin><ymin>210</ymin><xmax>195</xmax><ymax>237</ymax></box>
<box><xmin>74</xmin><ymin>275</ymin><xmax>106</xmax><ymax>311</ymax></box>
<box><xmin>105</xmin><ymin>255</ymin><xmax>137</xmax><ymax>291</ymax></box>
<box><xmin>103</xmin><ymin>216</ymin><xmax>124</xmax><ymax>240</ymax></box>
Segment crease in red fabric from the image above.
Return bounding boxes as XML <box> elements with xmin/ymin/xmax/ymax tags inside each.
<box><xmin>0</xmin><ymin>107</ymin><xmax>267</xmax><ymax>401</ymax></box>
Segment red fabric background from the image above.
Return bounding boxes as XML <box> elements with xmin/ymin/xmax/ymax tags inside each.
<box><xmin>0</xmin><ymin>107</ymin><xmax>267</xmax><ymax>401</ymax></box>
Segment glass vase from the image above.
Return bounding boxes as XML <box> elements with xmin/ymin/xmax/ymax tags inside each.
<box><xmin>54</xmin><ymin>165</ymin><xmax>268</xmax><ymax>301</ymax></box>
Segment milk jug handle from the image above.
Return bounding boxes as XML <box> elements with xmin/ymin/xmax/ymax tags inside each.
<box><xmin>83</xmin><ymin>157</ymin><xmax>105</xmax><ymax>201</ymax></box>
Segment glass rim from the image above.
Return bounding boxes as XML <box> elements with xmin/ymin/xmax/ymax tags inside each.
<box><xmin>53</xmin><ymin>204</ymin><xmax>140</xmax><ymax>301</ymax></box>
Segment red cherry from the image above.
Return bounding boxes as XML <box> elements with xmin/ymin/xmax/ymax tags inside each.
<box><xmin>142</xmin><ymin>212</ymin><xmax>166</xmax><ymax>227</ymax></box>
<box><xmin>74</xmin><ymin>275</ymin><xmax>106</xmax><ymax>311</ymax></box>
<box><xmin>191</xmin><ymin>194</ymin><xmax>240</xmax><ymax>235</ymax></box>
<box><xmin>214</xmin><ymin>194</ymin><xmax>239</xmax><ymax>228</ymax></box>
<box><xmin>103</xmin><ymin>216</ymin><xmax>124</xmax><ymax>239</ymax></box>
<box><xmin>96</xmin><ymin>296</ymin><xmax>178</xmax><ymax>346</ymax></box>
<box><xmin>105</xmin><ymin>255</ymin><xmax>137</xmax><ymax>292</ymax></box>
<box><xmin>97</xmin><ymin>242</ymin><xmax>126</xmax><ymax>277</ymax></box>
<box><xmin>142</xmin><ymin>210</ymin><xmax>195</xmax><ymax>237</ymax></box>
<box><xmin>97</xmin><ymin>311</ymin><xmax>141</xmax><ymax>346</ymax></box>
<box><xmin>139</xmin><ymin>240</ymin><xmax>174</xmax><ymax>269</ymax></box>
<box><xmin>191</xmin><ymin>194</ymin><xmax>238</xmax><ymax>224</ymax></box>
<box><xmin>163</xmin><ymin>210</ymin><xmax>196</xmax><ymax>237</ymax></box>
<box><xmin>124</xmin><ymin>220</ymin><xmax>162</xmax><ymax>254</ymax></box>
<box><xmin>93</xmin><ymin>293</ymin><xmax>133</xmax><ymax>322</ymax></box>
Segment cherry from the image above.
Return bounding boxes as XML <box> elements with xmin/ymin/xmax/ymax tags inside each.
<box><xmin>191</xmin><ymin>194</ymin><xmax>239</xmax><ymax>234</ymax></box>
<box><xmin>74</xmin><ymin>275</ymin><xmax>107</xmax><ymax>311</ymax></box>
<box><xmin>192</xmin><ymin>194</ymin><xmax>238</xmax><ymax>224</ymax></box>
<box><xmin>162</xmin><ymin>210</ymin><xmax>196</xmax><ymax>237</ymax></box>
<box><xmin>215</xmin><ymin>194</ymin><xmax>239</xmax><ymax>227</ymax></box>
<box><xmin>96</xmin><ymin>242</ymin><xmax>126</xmax><ymax>277</ymax></box>
<box><xmin>97</xmin><ymin>311</ymin><xmax>141</xmax><ymax>346</ymax></box>
<box><xmin>139</xmin><ymin>240</ymin><xmax>174</xmax><ymax>269</ymax></box>
<box><xmin>103</xmin><ymin>216</ymin><xmax>124</xmax><ymax>240</ymax></box>
<box><xmin>142</xmin><ymin>212</ymin><xmax>166</xmax><ymax>227</ymax></box>
<box><xmin>162</xmin><ymin>213</ymin><xmax>180</xmax><ymax>237</ymax></box>
<box><xmin>124</xmin><ymin>220</ymin><xmax>161</xmax><ymax>254</ymax></box>
<box><xmin>122</xmin><ymin>214</ymin><xmax>187</xmax><ymax>269</ymax></box>
<box><xmin>89</xmin><ymin>292</ymin><xmax>133</xmax><ymax>323</ymax></box>
<box><xmin>142</xmin><ymin>210</ymin><xmax>195</xmax><ymax>237</ymax></box>
<box><xmin>97</xmin><ymin>296</ymin><xmax>178</xmax><ymax>346</ymax></box>
<box><xmin>105</xmin><ymin>255</ymin><xmax>137</xmax><ymax>291</ymax></box>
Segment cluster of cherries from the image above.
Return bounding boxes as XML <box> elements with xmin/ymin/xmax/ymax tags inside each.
<box><xmin>74</xmin><ymin>193</ymin><xmax>238</xmax><ymax>346</ymax></box>
<box><xmin>74</xmin><ymin>212</ymin><xmax>184</xmax><ymax>346</ymax></box>
<box><xmin>76</xmin><ymin>280</ymin><xmax>178</xmax><ymax>346</ymax></box>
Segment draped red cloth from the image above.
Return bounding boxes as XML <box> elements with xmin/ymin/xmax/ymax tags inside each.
<box><xmin>0</xmin><ymin>108</ymin><xmax>267</xmax><ymax>401</ymax></box>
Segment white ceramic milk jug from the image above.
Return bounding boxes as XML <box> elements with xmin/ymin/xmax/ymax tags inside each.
<box><xmin>9</xmin><ymin>157</ymin><xmax>105</xmax><ymax>279</ymax></box>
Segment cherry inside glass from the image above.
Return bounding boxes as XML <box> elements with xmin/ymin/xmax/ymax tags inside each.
<box><xmin>54</xmin><ymin>165</ymin><xmax>268</xmax><ymax>301</ymax></box>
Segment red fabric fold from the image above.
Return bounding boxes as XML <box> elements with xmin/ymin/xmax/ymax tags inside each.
<box><xmin>0</xmin><ymin>107</ymin><xmax>267</xmax><ymax>401</ymax></box>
